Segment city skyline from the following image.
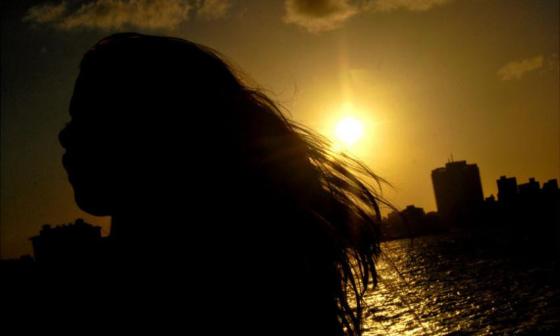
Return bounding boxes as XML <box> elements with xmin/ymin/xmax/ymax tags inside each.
<box><xmin>7</xmin><ymin>157</ymin><xmax>559</xmax><ymax>259</ymax></box>
<box><xmin>20</xmin><ymin>164</ymin><xmax>560</xmax><ymax>260</ymax></box>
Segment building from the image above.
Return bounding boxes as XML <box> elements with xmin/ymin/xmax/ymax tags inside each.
<box><xmin>431</xmin><ymin>160</ymin><xmax>484</xmax><ymax>227</ymax></box>
<box><xmin>381</xmin><ymin>205</ymin><xmax>442</xmax><ymax>239</ymax></box>
<box><xmin>497</xmin><ymin>176</ymin><xmax>518</xmax><ymax>203</ymax></box>
<box><xmin>30</xmin><ymin>218</ymin><xmax>103</xmax><ymax>265</ymax></box>
<box><xmin>401</xmin><ymin>205</ymin><xmax>426</xmax><ymax>226</ymax></box>
<box><xmin>542</xmin><ymin>179</ymin><xmax>559</xmax><ymax>194</ymax></box>
<box><xmin>518</xmin><ymin>177</ymin><xmax>540</xmax><ymax>197</ymax></box>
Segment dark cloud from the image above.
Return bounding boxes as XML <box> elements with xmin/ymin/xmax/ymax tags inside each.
<box><xmin>370</xmin><ymin>0</ymin><xmax>453</xmax><ymax>12</ymax></box>
<box><xmin>284</xmin><ymin>0</ymin><xmax>454</xmax><ymax>32</ymax></box>
<box><xmin>23</xmin><ymin>2</ymin><xmax>67</xmax><ymax>24</ymax></box>
<box><xmin>22</xmin><ymin>0</ymin><xmax>233</xmax><ymax>31</ymax></box>
<box><xmin>197</xmin><ymin>0</ymin><xmax>231</xmax><ymax>20</ymax></box>
<box><xmin>283</xmin><ymin>0</ymin><xmax>359</xmax><ymax>33</ymax></box>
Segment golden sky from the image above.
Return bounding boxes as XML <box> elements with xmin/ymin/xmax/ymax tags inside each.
<box><xmin>1</xmin><ymin>0</ymin><xmax>558</xmax><ymax>258</ymax></box>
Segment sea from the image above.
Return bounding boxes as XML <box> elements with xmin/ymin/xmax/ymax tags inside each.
<box><xmin>362</xmin><ymin>234</ymin><xmax>560</xmax><ymax>335</ymax></box>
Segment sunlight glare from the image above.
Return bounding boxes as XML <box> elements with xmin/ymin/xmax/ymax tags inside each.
<box><xmin>335</xmin><ymin>116</ymin><xmax>364</xmax><ymax>147</ymax></box>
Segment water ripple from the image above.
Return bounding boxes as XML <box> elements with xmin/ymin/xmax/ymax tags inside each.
<box><xmin>362</xmin><ymin>235</ymin><xmax>559</xmax><ymax>335</ymax></box>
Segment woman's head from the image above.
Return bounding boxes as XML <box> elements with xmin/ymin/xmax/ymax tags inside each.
<box><xmin>59</xmin><ymin>33</ymin><xmax>310</xmax><ymax>215</ymax></box>
<box><xmin>59</xmin><ymin>33</ymin><xmax>387</xmax><ymax>335</ymax></box>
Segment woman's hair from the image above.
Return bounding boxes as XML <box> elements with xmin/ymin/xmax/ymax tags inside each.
<box><xmin>75</xmin><ymin>33</ymin><xmax>390</xmax><ymax>335</ymax></box>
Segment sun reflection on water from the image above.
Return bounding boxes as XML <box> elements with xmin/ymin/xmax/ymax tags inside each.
<box><xmin>359</xmin><ymin>236</ymin><xmax>559</xmax><ymax>335</ymax></box>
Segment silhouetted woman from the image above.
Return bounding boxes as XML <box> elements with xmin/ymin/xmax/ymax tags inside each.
<box><xmin>59</xmin><ymin>33</ymin><xmax>387</xmax><ymax>335</ymax></box>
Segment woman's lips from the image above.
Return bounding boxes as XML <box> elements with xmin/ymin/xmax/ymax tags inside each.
<box><xmin>62</xmin><ymin>151</ymin><xmax>99</xmax><ymax>186</ymax></box>
<box><xmin>62</xmin><ymin>152</ymin><xmax>73</xmax><ymax>171</ymax></box>
<box><xmin>62</xmin><ymin>152</ymin><xmax>80</xmax><ymax>182</ymax></box>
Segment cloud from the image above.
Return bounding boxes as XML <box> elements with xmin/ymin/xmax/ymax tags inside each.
<box><xmin>283</xmin><ymin>0</ymin><xmax>359</xmax><ymax>33</ymax></box>
<box><xmin>545</xmin><ymin>53</ymin><xmax>560</xmax><ymax>73</ymax></box>
<box><xmin>497</xmin><ymin>56</ymin><xmax>544</xmax><ymax>81</ymax></box>
<box><xmin>369</xmin><ymin>0</ymin><xmax>453</xmax><ymax>12</ymax></box>
<box><xmin>197</xmin><ymin>0</ymin><xmax>231</xmax><ymax>20</ymax></box>
<box><xmin>284</xmin><ymin>0</ymin><xmax>454</xmax><ymax>32</ymax></box>
<box><xmin>24</xmin><ymin>0</ymin><xmax>192</xmax><ymax>31</ymax></box>
<box><xmin>61</xmin><ymin>0</ymin><xmax>192</xmax><ymax>30</ymax></box>
<box><xmin>23</xmin><ymin>2</ymin><xmax>67</xmax><ymax>24</ymax></box>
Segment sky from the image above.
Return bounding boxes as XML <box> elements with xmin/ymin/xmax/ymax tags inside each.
<box><xmin>1</xmin><ymin>0</ymin><xmax>558</xmax><ymax>258</ymax></box>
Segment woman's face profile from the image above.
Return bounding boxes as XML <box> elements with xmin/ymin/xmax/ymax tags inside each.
<box><xmin>58</xmin><ymin>46</ymin><xmax>223</xmax><ymax>217</ymax></box>
<box><xmin>59</xmin><ymin>69</ymin><xmax>121</xmax><ymax>217</ymax></box>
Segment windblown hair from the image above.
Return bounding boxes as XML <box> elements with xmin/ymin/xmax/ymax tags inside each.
<box><xmin>241</xmin><ymin>96</ymin><xmax>388</xmax><ymax>336</ymax></box>
<box><xmin>82</xmin><ymin>33</ymin><xmax>390</xmax><ymax>335</ymax></box>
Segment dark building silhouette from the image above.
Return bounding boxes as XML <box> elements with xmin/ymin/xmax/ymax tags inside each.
<box><xmin>0</xmin><ymin>255</ymin><xmax>35</xmax><ymax>276</ymax></box>
<box><xmin>431</xmin><ymin>160</ymin><xmax>484</xmax><ymax>227</ymax></box>
<box><xmin>381</xmin><ymin>210</ymin><xmax>405</xmax><ymax>240</ymax></box>
<box><xmin>401</xmin><ymin>205</ymin><xmax>426</xmax><ymax>227</ymax></box>
<box><xmin>518</xmin><ymin>177</ymin><xmax>540</xmax><ymax>197</ymax></box>
<box><xmin>481</xmin><ymin>176</ymin><xmax>559</xmax><ymax>256</ymax></box>
<box><xmin>30</xmin><ymin>218</ymin><xmax>104</xmax><ymax>266</ymax></box>
<box><xmin>497</xmin><ymin>176</ymin><xmax>518</xmax><ymax>203</ymax></box>
<box><xmin>543</xmin><ymin>179</ymin><xmax>559</xmax><ymax>194</ymax></box>
<box><xmin>379</xmin><ymin>166</ymin><xmax>558</xmax><ymax>252</ymax></box>
<box><xmin>485</xmin><ymin>194</ymin><xmax>496</xmax><ymax>203</ymax></box>
<box><xmin>381</xmin><ymin>205</ymin><xmax>442</xmax><ymax>240</ymax></box>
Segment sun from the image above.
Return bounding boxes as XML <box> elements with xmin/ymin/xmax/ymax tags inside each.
<box><xmin>335</xmin><ymin>116</ymin><xmax>364</xmax><ymax>148</ymax></box>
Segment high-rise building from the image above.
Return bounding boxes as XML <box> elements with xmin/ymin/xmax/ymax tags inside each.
<box><xmin>431</xmin><ymin>160</ymin><xmax>484</xmax><ymax>226</ymax></box>
<box><xmin>518</xmin><ymin>177</ymin><xmax>540</xmax><ymax>197</ymax></box>
<box><xmin>497</xmin><ymin>176</ymin><xmax>518</xmax><ymax>203</ymax></box>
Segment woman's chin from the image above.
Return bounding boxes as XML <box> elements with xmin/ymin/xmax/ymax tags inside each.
<box><xmin>74</xmin><ymin>190</ymin><xmax>112</xmax><ymax>216</ymax></box>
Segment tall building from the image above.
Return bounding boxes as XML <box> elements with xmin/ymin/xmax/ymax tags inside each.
<box><xmin>518</xmin><ymin>177</ymin><xmax>540</xmax><ymax>197</ymax></box>
<box><xmin>497</xmin><ymin>176</ymin><xmax>518</xmax><ymax>203</ymax></box>
<box><xmin>431</xmin><ymin>160</ymin><xmax>484</xmax><ymax>226</ymax></box>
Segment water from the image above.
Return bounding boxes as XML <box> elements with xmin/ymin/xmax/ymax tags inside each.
<box><xmin>362</xmin><ymin>235</ymin><xmax>560</xmax><ymax>335</ymax></box>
